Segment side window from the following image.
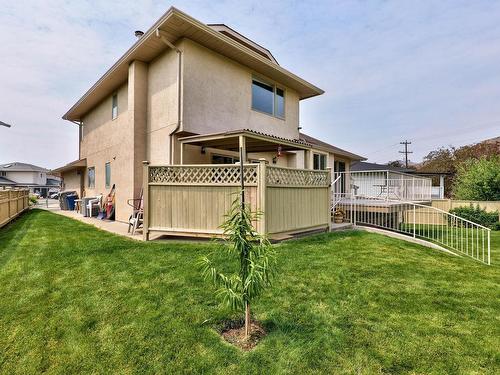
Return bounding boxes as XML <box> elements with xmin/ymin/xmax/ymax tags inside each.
<box><xmin>112</xmin><ymin>93</ymin><xmax>118</xmax><ymax>119</ymax></box>
<box><xmin>88</xmin><ymin>167</ymin><xmax>95</xmax><ymax>188</ymax></box>
<box><xmin>313</xmin><ymin>153</ymin><xmax>327</xmax><ymax>170</ymax></box>
<box><xmin>105</xmin><ymin>162</ymin><xmax>111</xmax><ymax>188</ymax></box>
<box><xmin>251</xmin><ymin>77</ymin><xmax>285</xmax><ymax>119</ymax></box>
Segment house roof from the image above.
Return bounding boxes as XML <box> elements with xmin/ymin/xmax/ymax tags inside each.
<box><xmin>63</xmin><ymin>7</ymin><xmax>324</xmax><ymax>122</ymax></box>
<box><xmin>0</xmin><ymin>162</ymin><xmax>49</xmax><ymax>172</ymax></box>
<box><xmin>299</xmin><ymin>133</ymin><xmax>366</xmax><ymax>161</ymax></box>
<box><xmin>350</xmin><ymin>161</ymin><xmax>415</xmax><ymax>173</ymax></box>
<box><xmin>0</xmin><ymin>176</ymin><xmax>16</xmax><ymax>185</ymax></box>
<box><xmin>51</xmin><ymin>159</ymin><xmax>87</xmax><ymax>174</ymax></box>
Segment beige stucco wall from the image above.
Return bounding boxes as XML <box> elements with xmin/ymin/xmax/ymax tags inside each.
<box><xmin>147</xmin><ymin>45</ymin><xmax>179</xmax><ymax>164</ymax></box>
<box><xmin>61</xmin><ymin>169</ymin><xmax>82</xmax><ymax>197</ymax></box>
<box><xmin>80</xmin><ymin>82</ymin><xmax>133</xmax><ymax>221</ymax></box>
<box><xmin>181</xmin><ymin>39</ymin><xmax>300</xmax><ymax>140</ymax></box>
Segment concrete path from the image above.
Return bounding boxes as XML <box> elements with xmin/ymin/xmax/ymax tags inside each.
<box><xmin>36</xmin><ymin>199</ymin><xmax>147</xmax><ymax>241</ymax></box>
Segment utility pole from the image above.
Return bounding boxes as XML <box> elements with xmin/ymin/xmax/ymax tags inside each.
<box><xmin>399</xmin><ymin>140</ymin><xmax>413</xmax><ymax>168</ymax></box>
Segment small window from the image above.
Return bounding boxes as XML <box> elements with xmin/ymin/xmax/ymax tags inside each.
<box><xmin>88</xmin><ymin>167</ymin><xmax>95</xmax><ymax>188</ymax></box>
<box><xmin>112</xmin><ymin>93</ymin><xmax>118</xmax><ymax>119</ymax></box>
<box><xmin>252</xmin><ymin>78</ymin><xmax>285</xmax><ymax>118</ymax></box>
<box><xmin>313</xmin><ymin>154</ymin><xmax>327</xmax><ymax>170</ymax></box>
<box><xmin>105</xmin><ymin>162</ymin><xmax>111</xmax><ymax>188</ymax></box>
<box><xmin>0</xmin><ymin>171</ymin><xmax>6</xmax><ymax>177</ymax></box>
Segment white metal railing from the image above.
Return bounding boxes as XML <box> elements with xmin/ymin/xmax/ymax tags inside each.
<box><xmin>333</xmin><ymin>170</ymin><xmax>432</xmax><ymax>202</ymax></box>
<box><xmin>331</xmin><ymin>193</ymin><xmax>491</xmax><ymax>265</ymax></box>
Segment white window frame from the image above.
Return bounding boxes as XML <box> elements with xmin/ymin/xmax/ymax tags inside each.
<box><xmin>111</xmin><ymin>93</ymin><xmax>118</xmax><ymax>120</ymax></box>
<box><xmin>87</xmin><ymin>167</ymin><xmax>95</xmax><ymax>188</ymax></box>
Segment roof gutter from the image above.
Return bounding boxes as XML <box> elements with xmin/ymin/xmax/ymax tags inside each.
<box><xmin>156</xmin><ymin>29</ymin><xmax>183</xmax><ymax>164</ymax></box>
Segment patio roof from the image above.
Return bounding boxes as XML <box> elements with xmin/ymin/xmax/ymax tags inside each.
<box><xmin>179</xmin><ymin>129</ymin><xmax>312</xmax><ymax>152</ymax></box>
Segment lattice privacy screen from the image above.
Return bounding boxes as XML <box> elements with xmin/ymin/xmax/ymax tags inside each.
<box><xmin>149</xmin><ymin>165</ymin><xmax>259</xmax><ymax>185</ymax></box>
<box><xmin>266</xmin><ymin>167</ymin><xmax>329</xmax><ymax>187</ymax></box>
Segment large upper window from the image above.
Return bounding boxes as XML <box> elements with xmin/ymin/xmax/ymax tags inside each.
<box><xmin>88</xmin><ymin>167</ymin><xmax>95</xmax><ymax>188</ymax></box>
<box><xmin>111</xmin><ymin>93</ymin><xmax>118</xmax><ymax>120</ymax></box>
<box><xmin>252</xmin><ymin>78</ymin><xmax>285</xmax><ymax>118</ymax></box>
<box><xmin>313</xmin><ymin>154</ymin><xmax>327</xmax><ymax>170</ymax></box>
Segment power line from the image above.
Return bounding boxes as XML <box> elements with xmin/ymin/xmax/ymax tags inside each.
<box><xmin>399</xmin><ymin>140</ymin><xmax>413</xmax><ymax>168</ymax></box>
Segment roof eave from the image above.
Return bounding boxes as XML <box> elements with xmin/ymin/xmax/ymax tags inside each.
<box><xmin>62</xmin><ymin>7</ymin><xmax>324</xmax><ymax>122</ymax></box>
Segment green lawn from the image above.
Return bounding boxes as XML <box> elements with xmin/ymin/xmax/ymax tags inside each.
<box><xmin>0</xmin><ymin>210</ymin><xmax>499</xmax><ymax>374</ymax></box>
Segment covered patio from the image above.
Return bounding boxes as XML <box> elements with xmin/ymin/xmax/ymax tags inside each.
<box><xmin>178</xmin><ymin>129</ymin><xmax>316</xmax><ymax>168</ymax></box>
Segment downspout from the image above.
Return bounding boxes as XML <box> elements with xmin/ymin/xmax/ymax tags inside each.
<box><xmin>156</xmin><ymin>29</ymin><xmax>182</xmax><ymax>164</ymax></box>
<box><xmin>70</xmin><ymin>120</ymin><xmax>83</xmax><ymax>160</ymax></box>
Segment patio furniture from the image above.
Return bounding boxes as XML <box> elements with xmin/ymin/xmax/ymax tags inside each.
<box><xmin>127</xmin><ymin>189</ymin><xmax>143</xmax><ymax>235</ymax></box>
<box><xmin>87</xmin><ymin>195</ymin><xmax>103</xmax><ymax>217</ymax></box>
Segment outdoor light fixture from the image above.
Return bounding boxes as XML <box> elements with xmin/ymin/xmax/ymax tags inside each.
<box><xmin>201</xmin><ymin>146</ymin><xmax>206</xmax><ymax>154</ymax></box>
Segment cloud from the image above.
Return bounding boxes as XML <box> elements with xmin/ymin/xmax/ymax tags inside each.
<box><xmin>1</xmin><ymin>0</ymin><xmax>499</xmax><ymax>168</ymax></box>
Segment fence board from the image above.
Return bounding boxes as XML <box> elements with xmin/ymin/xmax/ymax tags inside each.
<box><xmin>0</xmin><ymin>189</ymin><xmax>29</xmax><ymax>228</ymax></box>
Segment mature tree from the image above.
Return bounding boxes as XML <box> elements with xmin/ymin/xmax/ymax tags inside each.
<box><xmin>199</xmin><ymin>196</ymin><xmax>276</xmax><ymax>338</ymax></box>
<box><xmin>417</xmin><ymin>141</ymin><xmax>499</xmax><ymax>197</ymax></box>
<box><xmin>452</xmin><ymin>156</ymin><xmax>500</xmax><ymax>201</ymax></box>
<box><xmin>387</xmin><ymin>160</ymin><xmax>405</xmax><ymax>168</ymax></box>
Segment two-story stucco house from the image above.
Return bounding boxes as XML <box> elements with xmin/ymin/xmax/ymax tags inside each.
<box><xmin>55</xmin><ymin>7</ymin><xmax>364</xmax><ymax>223</ymax></box>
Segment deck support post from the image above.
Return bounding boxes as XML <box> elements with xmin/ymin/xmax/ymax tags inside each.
<box><xmin>142</xmin><ymin>161</ymin><xmax>150</xmax><ymax>241</ymax></box>
<box><xmin>258</xmin><ymin>159</ymin><xmax>267</xmax><ymax>235</ymax></box>
<box><xmin>238</xmin><ymin>135</ymin><xmax>247</xmax><ymax>162</ymax></box>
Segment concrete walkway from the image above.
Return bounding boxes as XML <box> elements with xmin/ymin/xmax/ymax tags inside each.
<box><xmin>37</xmin><ymin>199</ymin><xmax>147</xmax><ymax>241</ymax></box>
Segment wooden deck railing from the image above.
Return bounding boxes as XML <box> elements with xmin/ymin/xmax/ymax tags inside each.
<box><xmin>142</xmin><ymin>161</ymin><xmax>331</xmax><ymax>240</ymax></box>
<box><xmin>0</xmin><ymin>189</ymin><xmax>30</xmax><ymax>228</ymax></box>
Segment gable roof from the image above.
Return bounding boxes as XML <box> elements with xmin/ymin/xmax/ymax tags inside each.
<box><xmin>63</xmin><ymin>7</ymin><xmax>324</xmax><ymax>122</ymax></box>
<box><xmin>0</xmin><ymin>162</ymin><xmax>49</xmax><ymax>172</ymax></box>
<box><xmin>299</xmin><ymin>133</ymin><xmax>366</xmax><ymax>161</ymax></box>
<box><xmin>0</xmin><ymin>176</ymin><xmax>16</xmax><ymax>185</ymax></box>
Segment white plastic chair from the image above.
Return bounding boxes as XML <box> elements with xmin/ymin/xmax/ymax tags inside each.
<box><xmin>87</xmin><ymin>195</ymin><xmax>102</xmax><ymax>217</ymax></box>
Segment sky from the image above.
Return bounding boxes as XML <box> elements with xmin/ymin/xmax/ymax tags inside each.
<box><xmin>0</xmin><ymin>0</ymin><xmax>499</xmax><ymax>169</ymax></box>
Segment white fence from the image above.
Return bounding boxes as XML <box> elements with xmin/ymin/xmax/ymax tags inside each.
<box><xmin>334</xmin><ymin>170</ymin><xmax>432</xmax><ymax>202</ymax></box>
<box><xmin>332</xmin><ymin>194</ymin><xmax>491</xmax><ymax>265</ymax></box>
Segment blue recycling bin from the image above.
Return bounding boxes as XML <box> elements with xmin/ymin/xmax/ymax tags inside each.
<box><xmin>66</xmin><ymin>195</ymin><xmax>77</xmax><ymax>211</ymax></box>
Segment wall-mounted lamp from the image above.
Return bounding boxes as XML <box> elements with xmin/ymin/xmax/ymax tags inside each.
<box><xmin>201</xmin><ymin>146</ymin><xmax>206</xmax><ymax>154</ymax></box>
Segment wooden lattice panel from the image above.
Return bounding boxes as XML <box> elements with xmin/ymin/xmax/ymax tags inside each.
<box><xmin>149</xmin><ymin>165</ymin><xmax>258</xmax><ymax>185</ymax></box>
<box><xmin>266</xmin><ymin>167</ymin><xmax>329</xmax><ymax>187</ymax></box>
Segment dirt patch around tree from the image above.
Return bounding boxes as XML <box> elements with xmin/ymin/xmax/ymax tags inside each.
<box><xmin>219</xmin><ymin>319</ymin><xmax>267</xmax><ymax>351</ymax></box>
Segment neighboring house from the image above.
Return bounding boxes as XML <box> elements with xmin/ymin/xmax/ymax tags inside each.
<box><xmin>54</xmin><ymin>7</ymin><xmax>365</xmax><ymax>223</ymax></box>
<box><xmin>349</xmin><ymin>161</ymin><xmax>436</xmax><ymax>200</ymax></box>
<box><xmin>0</xmin><ymin>162</ymin><xmax>61</xmax><ymax>196</ymax></box>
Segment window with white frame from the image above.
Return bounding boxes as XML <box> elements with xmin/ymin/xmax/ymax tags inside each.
<box><xmin>105</xmin><ymin>162</ymin><xmax>111</xmax><ymax>188</ymax></box>
<box><xmin>112</xmin><ymin>93</ymin><xmax>118</xmax><ymax>119</ymax></box>
<box><xmin>313</xmin><ymin>153</ymin><xmax>327</xmax><ymax>170</ymax></box>
<box><xmin>88</xmin><ymin>167</ymin><xmax>95</xmax><ymax>188</ymax></box>
<box><xmin>251</xmin><ymin>78</ymin><xmax>285</xmax><ymax>118</ymax></box>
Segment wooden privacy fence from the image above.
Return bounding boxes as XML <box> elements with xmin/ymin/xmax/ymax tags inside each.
<box><xmin>142</xmin><ymin>161</ymin><xmax>331</xmax><ymax>239</ymax></box>
<box><xmin>432</xmin><ymin>199</ymin><xmax>500</xmax><ymax>217</ymax></box>
<box><xmin>0</xmin><ymin>189</ymin><xmax>29</xmax><ymax>228</ymax></box>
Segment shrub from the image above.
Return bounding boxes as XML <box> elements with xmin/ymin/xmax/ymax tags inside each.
<box><xmin>29</xmin><ymin>195</ymin><xmax>38</xmax><ymax>206</ymax></box>
<box><xmin>452</xmin><ymin>156</ymin><xmax>500</xmax><ymax>201</ymax></box>
<box><xmin>449</xmin><ymin>205</ymin><xmax>500</xmax><ymax>230</ymax></box>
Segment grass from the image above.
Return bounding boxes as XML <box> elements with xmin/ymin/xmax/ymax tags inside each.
<box><xmin>0</xmin><ymin>209</ymin><xmax>499</xmax><ymax>374</ymax></box>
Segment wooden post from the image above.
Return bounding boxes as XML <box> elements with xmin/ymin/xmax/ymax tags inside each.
<box><xmin>238</xmin><ymin>135</ymin><xmax>247</xmax><ymax>163</ymax></box>
<box><xmin>7</xmin><ymin>190</ymin><xmax>11</xmax><ymax>219</ymax></box>
<box><xmin>180</xmin><ymin>142</ymin><xmax>184</xmax><ymax>165</ymax></box>
<box><xmin>142</xmin><ymin>161</ymin><xmax>150</xmax><ymax>241</ymax></box>
<box><xmin>258</xmin><ymin>159</ymin><xmax>267</xmax><ymax>235</ymax></box>
<box><xmin>326</xmin><ymin>168</ymin><xmax>332</xmax><ymax>230</ymax></box>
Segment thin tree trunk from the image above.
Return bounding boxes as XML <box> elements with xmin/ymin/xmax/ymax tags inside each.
<box><xmin>245</xmin><ymin>301</ymin><xmax>251</xmax><ymax>338</ymax></box>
